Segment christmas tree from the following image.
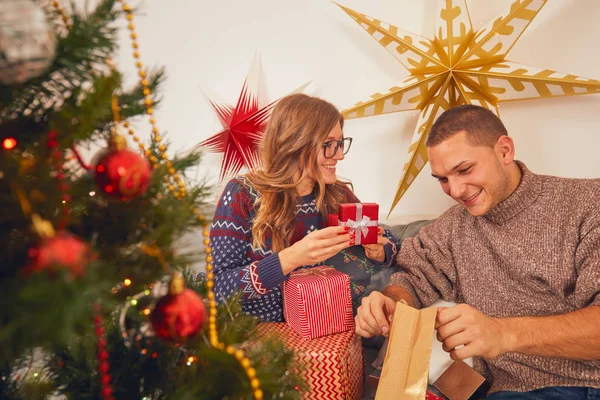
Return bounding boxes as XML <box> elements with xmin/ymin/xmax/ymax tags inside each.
<box><xmin>0</xmin><ymin>1</ymin><xmax>301</xmax><ymax>399</ymax></box>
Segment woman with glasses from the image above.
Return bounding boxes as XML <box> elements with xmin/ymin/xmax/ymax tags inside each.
<box><xmin>208</xmin><ymin>93</ymin><xmax>399</xmax><ymax>322</ymax></box>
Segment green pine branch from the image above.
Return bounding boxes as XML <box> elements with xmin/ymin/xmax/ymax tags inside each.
<box><xmin>40</xmin><ymin>280</ymin><xmax>303</xmax><ymax>400</ymax></box>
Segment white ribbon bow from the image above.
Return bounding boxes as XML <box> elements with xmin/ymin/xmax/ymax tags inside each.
<box><xmin>344</xmin><ymin>216</ymin><xmax>372</xmax><ymax>239</ymax></box>
<box><xmin>338</xmin><ymin>203</ymin><xmax>378</xmax><ymax>245</ymax></box>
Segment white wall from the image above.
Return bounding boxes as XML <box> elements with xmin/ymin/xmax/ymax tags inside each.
<box><xmin>113</xmin><ymin>0</ymin><xmax>600</xmax><ymax>222</ymax></box>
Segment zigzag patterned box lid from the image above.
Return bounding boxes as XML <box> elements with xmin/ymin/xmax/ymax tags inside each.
<box><xmin>255</xmin><ymin>322</ymin><xmax>364</xmax><ymax>400</ymax></box>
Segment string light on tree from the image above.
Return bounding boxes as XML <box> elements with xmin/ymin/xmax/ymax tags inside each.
<box><xmin>47</xmin><ymin>130</ymin><xmax>71</xmax><ymax>229</ymax></box>
<box><xmin>2</xmin><ymin>137</ymin><xmax>17</xmax><ymax>150</ymax></box>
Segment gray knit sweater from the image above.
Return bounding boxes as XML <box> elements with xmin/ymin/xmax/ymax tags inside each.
<box><xmin>390</xmin><ymin>161</ymin><xmax>600</xmax><ymax>394</ymax></box>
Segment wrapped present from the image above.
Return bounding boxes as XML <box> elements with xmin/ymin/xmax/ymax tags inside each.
<box><xmin>284</xmin><ymin>266</ymin><xmax>353</xmax><ymax>339</ymax></box>
<box><xmin>337</xmin><ymin>203</ymin><xmax>379</xmax><ymax>245</ymax></box>
<box><xmin>256</xmin><ymin>322</ymin><xmax>364</xmax><ymax>400</ymax></box>
<box><xmin>328</xmin><ymin>213</ymin><xmax>339</xmax><ymax>227</ymax></box>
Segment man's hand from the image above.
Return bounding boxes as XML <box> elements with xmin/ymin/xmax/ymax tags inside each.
<box><xmin>436</xmin><ymin>304</ymin><xmax>509</xmax><ymax>360</ymax></box>
<box><xmin>355</xmin><ymin>291</ymin><xmax>397</xmax><ymax>338</ymax></box>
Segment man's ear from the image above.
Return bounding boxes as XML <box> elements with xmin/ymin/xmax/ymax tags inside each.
<box><xmin>495</xmin><ymin>135</ymin><xmax>515</xmax><ymax>165</ymax></box>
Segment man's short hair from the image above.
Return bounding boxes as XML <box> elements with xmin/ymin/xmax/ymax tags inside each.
<box><xmin>426</xmin><ymin>104</ymin><xmax>508</xmax><ymax>148</ymax></box>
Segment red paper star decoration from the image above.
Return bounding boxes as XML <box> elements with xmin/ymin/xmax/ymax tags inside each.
<box><xmin>199</xmin><ymin>56</ymin><xmax>308</xmax><ymax>181</ymax></box>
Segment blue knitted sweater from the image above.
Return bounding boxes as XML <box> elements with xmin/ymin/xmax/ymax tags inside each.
<box><xmin>210</xmin><ymin>177</ymin><xmax>398</xmax><ymax>322</ymax></box>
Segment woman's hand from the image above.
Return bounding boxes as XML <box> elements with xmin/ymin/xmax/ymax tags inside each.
<box><xmin>362</xmin><ymin>227</ymin><xmax>389</xmax><ymax>263</ymax></box>
<box><xmin>279</xmin><ymin>226</ymin><xmax>353</xmax><ymax>275</ymax></box>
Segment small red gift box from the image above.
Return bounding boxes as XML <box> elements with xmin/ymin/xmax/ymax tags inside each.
<box><xmin>426</xmin><ymin>392</ymin><xmax>444</xmax><ymax>400</ymax></box>
<box><xmin>330</xmin><ymin>203</ymin><xmax>379</xmax><ymax>245</ymax></box>
<box><xmin>255</xmin><ymin>322</ymin><xmax>364</xmax><ymax>400</ymax></box>
<box><xmin>283</xmin><ymin>266</ymin><xmax>354</xmax><ymax>339</ymax></box>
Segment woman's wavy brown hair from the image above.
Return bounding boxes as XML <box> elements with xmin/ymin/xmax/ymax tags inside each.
<box><xmin>245</xmin><ymin>93</ymin><xmax>354</xmax><ymax>252</ymax></box>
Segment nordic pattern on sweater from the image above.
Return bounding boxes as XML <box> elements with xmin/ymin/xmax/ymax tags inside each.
<box><xmin>210</xmin><ymin>176</ymin><xmax>398</xmax><ymax>322</ymax></box>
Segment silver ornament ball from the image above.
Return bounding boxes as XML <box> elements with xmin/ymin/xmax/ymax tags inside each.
<box><xmin>0</xmin><ymin>0</ymin><xmax>57</xmax><ymax>84</ymax></box>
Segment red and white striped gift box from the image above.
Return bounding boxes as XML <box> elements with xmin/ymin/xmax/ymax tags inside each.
<box><xmin>283</xmin><ymin>266</ymin><xmax>354</xmax><ymax>339</ymax></box>
<box><xmin>255</xmin><ymin>322</ymin><xmax>364</xmax><ymax>400</ymax></box>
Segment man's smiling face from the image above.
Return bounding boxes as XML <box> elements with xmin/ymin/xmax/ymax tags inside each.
<box><xmin>429</xmin><ymin>131</ymin><xmax>513</xmax><ymax>217</ymax></box>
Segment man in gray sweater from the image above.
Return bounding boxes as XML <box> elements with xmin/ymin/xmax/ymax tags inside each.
<box><xmin>356</xmin><ymin>105</ymin><xmax>600</xmax><ymax>399</ymax></box>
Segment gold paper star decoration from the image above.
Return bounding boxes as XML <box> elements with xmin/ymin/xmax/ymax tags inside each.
<box><xmin>337</xmin><ymin>0</ymin><xmax>600</xmax><ymax>215</ymax></box>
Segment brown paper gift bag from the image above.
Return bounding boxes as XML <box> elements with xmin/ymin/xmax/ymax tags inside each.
<box><xmin>375</xmin><ymin>302</ymin><xmax>437</xmax><ymax>400</ymax></box>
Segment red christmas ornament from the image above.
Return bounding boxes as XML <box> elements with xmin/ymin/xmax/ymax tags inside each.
<box><xmin>94</xmin><ymin>135</ymin><xmax>151</xmax><ymax>200</ymax></box>
<box><xmin>151</xmin><ymin>273</ymin><xmax>206</xmax><ymax>342</ymax></box>
<box><xmin>24</xmin><ymin>229</ymin><xmax>91</xmax><ymax>277</ymax></box>
<box><xmin>198</xmin><ymin>55</ymin><xmax>308</xmax><ymax>181</ymax></box>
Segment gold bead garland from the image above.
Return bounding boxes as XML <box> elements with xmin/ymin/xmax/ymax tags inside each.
<box><xmin>203</xmin><ymin>229</ymin><xmax>263</xmax><ymax>400</ymax></box>
<box><xmin>116</xmin><ymin>0</ymin><xmax>187</xmax><ymax>199</ymax></box>
<box><xmin>116</xmin><ymin>0</ymin><xmax>161</xmax><ymax>154</ymax></box>
<box><xmin>50</xmin><ymin>1</ymin><xmax>262</xmax><ymax>398</ymax></box>
<box><xmin>50</xmin><ymin>0</ymin><xmax>71</xmax><ymax>29</ymax></box>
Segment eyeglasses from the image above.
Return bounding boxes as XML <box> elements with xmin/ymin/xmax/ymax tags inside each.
<box><xmin>322</xmin><ymin>137</ymin><xmax>353</xmax><ymax>159</ymax></box>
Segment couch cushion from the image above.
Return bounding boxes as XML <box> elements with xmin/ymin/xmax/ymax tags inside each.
<box><xmin>383</xmin><ymin>219</ymin><xmax>433</xmax><ymax>242</ymax></box>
